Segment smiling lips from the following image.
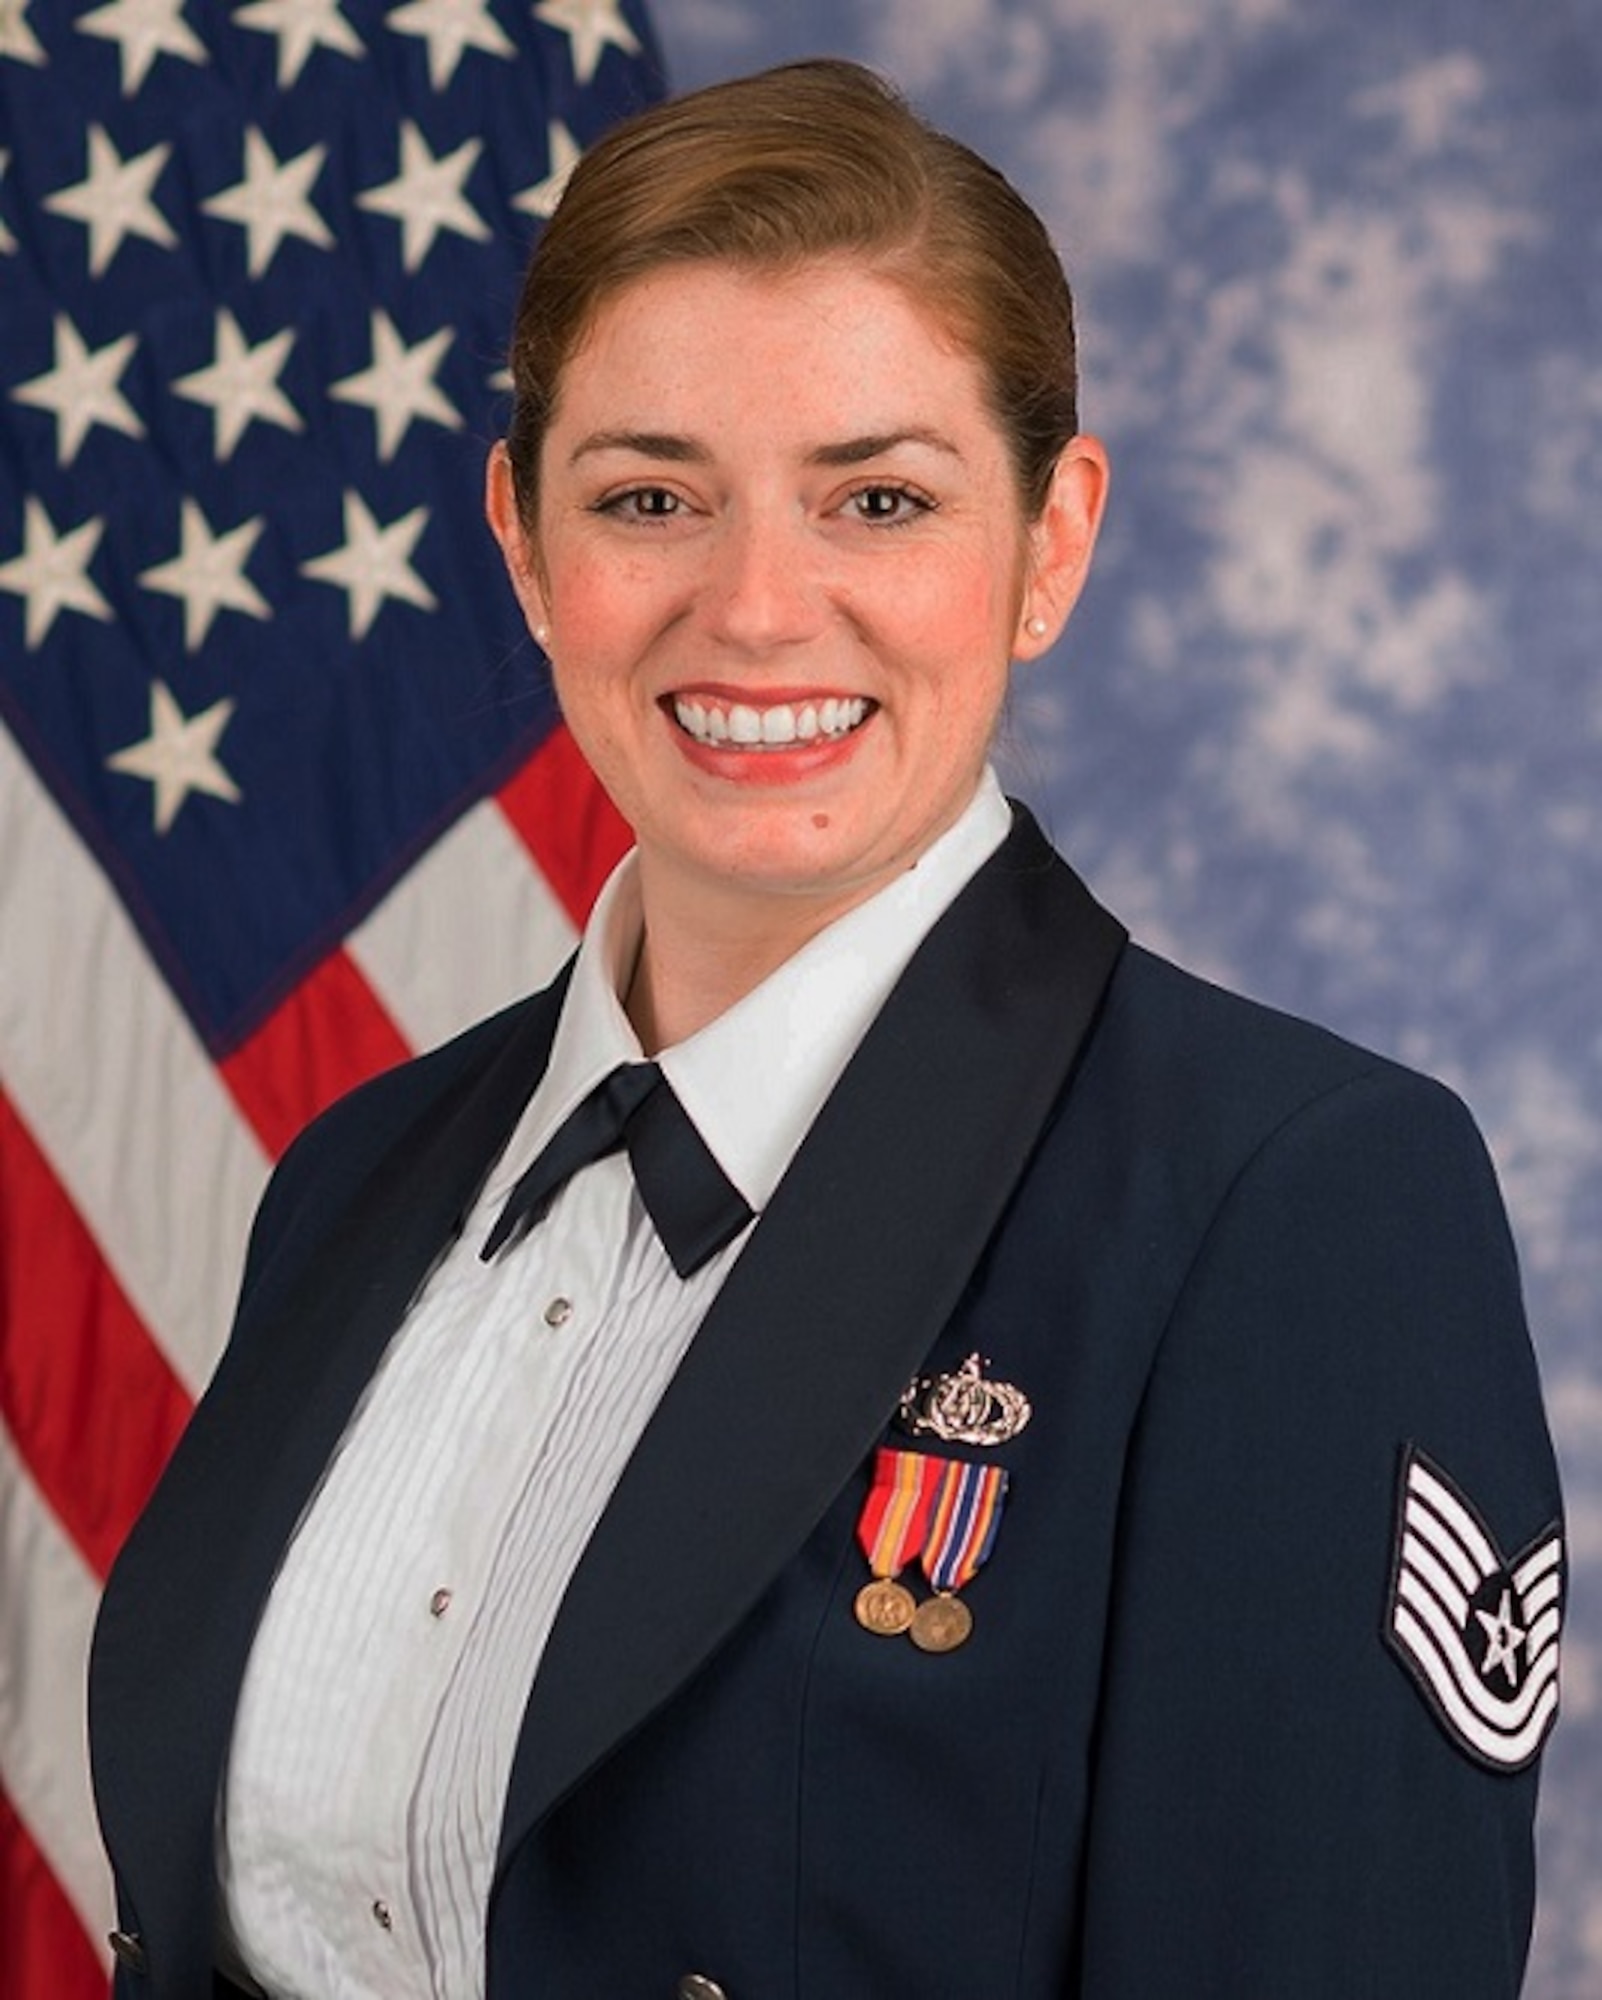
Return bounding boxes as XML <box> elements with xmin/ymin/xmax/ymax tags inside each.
<box><xmin>672</xmin><ymin>695</ymin><xmax>872</xmax><ymax>750</ymax></box>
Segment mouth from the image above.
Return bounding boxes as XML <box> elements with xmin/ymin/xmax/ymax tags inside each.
<box><xmin>671</xmin><ymin>694</ymin><xmax>873</xmax><ymax>750</ymax></box>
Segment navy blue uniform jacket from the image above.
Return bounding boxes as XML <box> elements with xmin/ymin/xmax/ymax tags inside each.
<box><xmin>89</xmin><ymin>806</ymin><xmax>1562</xmax><ymax>1997</ymax></box>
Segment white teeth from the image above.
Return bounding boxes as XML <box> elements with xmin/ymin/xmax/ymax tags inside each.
<box><xmin>673</xmin><ymin>695</ymin><xmax>868</xmax><ymax>749</ymax></box>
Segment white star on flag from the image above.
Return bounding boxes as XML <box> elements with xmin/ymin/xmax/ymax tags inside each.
<box><xmin>534</xmin><ymin>0</ymin><xmax>640</xmax><ymax>86</ymax></box>
<box><xmin>330</xmin><ymin>310</ymin><xmax>461</xmax><ymax>461</ymax></box>
<box><xmin>0</xmin><ymin>151</ymin><xmax>17</xmax><ymax>254</ymax></box>
<box><xmin>173</xmin><ymin>310</ymin><xmax>304</xmax><ymax>462</ymax></box>
<box><xmin>106</xmin><ymin>680</ymin><xmax>242</xmax><ymax>833</ymax></box>
<box><xmin>203</xmin><ymin>127</ymin><xmax>335</xmax><ymax>279</ymax></box>
<box><xmin>301</xmin><ymin>489</ymin><xmax>438</xmax><ymax>638</ymax></box>
<box><xmin>138</xmin><ymin>498</ymin><xmax>271</xmax><ymax>652</ymax></box>
<box><xmin>0</xmin><ymin>0</ymin><xmax>46</xmax><ymax>66</ymax></box>
<box><xmin>388</xmin><ymin>0</ymin><xmax>514</xmax><ymax>92</ymax></box>
<box><xmin>357</xmin><ymin>119</ymin><xmax>489</xmax><ymax>272</ymax></box>
<box><xmin>12</xmin><ymin>314</ymin><xmax>146</xmax><ymax>466</ymax></box>
<box><xmin>234</xmin><ymin>0</ymin><xmax>365</xmax><ymax>88</ymax></box>
<box><xmin>77</xmin><ymin>0</ymin><xmax>208</xmax><ymax>97</ymax></box>
<box><xmin>43</xmin><ymin>124</ymin><xmax>177</xmax><ymax>276</ymax></box>
<box><xmin>0</xmin><ymin>497</ymin><xmax>113</xmax><ymax>647</ymax></box>
<box><xmin>514</xmin><ymin>121</ymin><xmax>582</xmax><ymax>222</ymax></box>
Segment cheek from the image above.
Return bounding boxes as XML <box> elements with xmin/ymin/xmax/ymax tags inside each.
<box><xmin>543</xmin><ymin>546</ymin><xmax>609</xmax><ymax>631</ymax></box>
<box><xmin>548</xmin><ymin>673</ymin><xmax>646</xmax><ymax>826</ymax></box>
<box><xmin>890</xmin><ymin>588</ymin><xmax>1020</xmax><ymax>741</ymax></box>
<box><xmin>954</xmin><ymin>569</ymin><xmax>1016</xmax><ymax>639</ymax></box>
<box><xmin>891</xmin><ymin>538</ymin><xmax>1026</xmax><ymax>642</ymax></box>
<box><xmin>550</xmin><ymin>553</ymin><xmax>676</xmax><ymax>672</ymax></box>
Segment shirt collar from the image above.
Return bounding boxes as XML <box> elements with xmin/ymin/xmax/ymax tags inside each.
<box><xmin>494</xmin><ymin>769</ymin><xmax>1012</xmax><ymax>1212</ymax></box>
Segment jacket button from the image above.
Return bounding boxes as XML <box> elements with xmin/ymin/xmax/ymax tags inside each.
<box><xmin>108</xmin><ymin>1930</ymin><xmax>148</xmax><ymax>1972</ymax></box>
<box><xmin>676</xmin><ymin>1978</ymin><xmax>728</xmax><ymax>2000</ymax></box>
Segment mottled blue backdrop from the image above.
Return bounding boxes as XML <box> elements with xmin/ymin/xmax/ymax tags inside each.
<box><xmin>654</xmin><ymin>4</ymin><xmax>1600</xmax><ymax>1989</ymax></box>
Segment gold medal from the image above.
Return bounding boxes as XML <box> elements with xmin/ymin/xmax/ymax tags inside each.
<box><xmin>909</xmin><ymin>1591</ymin><xmax>973</xmax><ymax>1654</ymax></box>
<box><xmin>854</xmin><ymin>1576</ymin><xmax>917</xmax><ymax>1636</ymax></box>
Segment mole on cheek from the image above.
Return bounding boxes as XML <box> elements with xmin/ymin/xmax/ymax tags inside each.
<box><xmin>812</xmin><ymin>814</ymin><xmax>831</xmax><ymax>830</ymax></box>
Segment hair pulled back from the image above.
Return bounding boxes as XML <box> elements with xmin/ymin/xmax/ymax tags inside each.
<box><xmin>504</xmin><ymin>59</ymin><xmax>1080</xmax><ymax>523</ymax></box>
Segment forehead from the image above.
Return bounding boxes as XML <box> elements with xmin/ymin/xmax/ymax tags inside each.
<box><xmin>551</xmin><ymin>257</ymin><xmax>996</xmax><ymax>439</ymax></box>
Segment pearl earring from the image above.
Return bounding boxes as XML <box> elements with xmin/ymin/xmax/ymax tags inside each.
<box><xmin>1025</xmin><ymin>615</ymin><xmax>1048</xmax><ymax>639</ymax></box>
<box><xmin>533</xmin><ymin>624</ymin><xmax>550</xmax><ymax>647</ymax></box>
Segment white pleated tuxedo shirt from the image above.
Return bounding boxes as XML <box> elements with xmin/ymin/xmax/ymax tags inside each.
<box><xmin>216</xmin><ymin>773</ymin><xmax>1011</xmax><ymax>2000</ymax></box>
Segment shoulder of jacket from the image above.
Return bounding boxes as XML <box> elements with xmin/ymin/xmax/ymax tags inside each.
<box><xmin>1074</xmin><ymin>940</ymin><xmax>1487</xmax><ymax>1184</ymax></box>
<box><xmin>1108</xmin><ymin>941</ymin><xmax>1435</xmax><ymax>1091</ymax></box>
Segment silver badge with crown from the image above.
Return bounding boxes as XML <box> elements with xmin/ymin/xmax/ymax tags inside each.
<box><xmin>898</xmin><ymin>1352</ymin><xmax>1031</xmax><ymax>1448</ymax></box>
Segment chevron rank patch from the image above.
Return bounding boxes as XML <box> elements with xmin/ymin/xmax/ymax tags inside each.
<box><xmin>1386</xmin><ymin>1445</ymin><xmax>1563</xmax><ymax>1772</ymax></box>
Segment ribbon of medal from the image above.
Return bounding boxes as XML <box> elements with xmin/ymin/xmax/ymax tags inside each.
<box><xmin>910</xmin><ymin>1458</ymin><xmax>1010</xmax><ymax>1653</ymax></box>
<box><xmin>853</xmin><ymin>1448</ymin><xmax>943</xmax><ymax>1636</ymax></box>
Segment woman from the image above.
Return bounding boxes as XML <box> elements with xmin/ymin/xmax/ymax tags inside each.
<box><xmin>90</xmin><ymin>60</ymin><xmax>1562</xmax><ymax>1999</ymax></box>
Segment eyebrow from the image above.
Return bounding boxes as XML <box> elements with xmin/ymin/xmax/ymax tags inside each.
<box><xmin>807</xmin><ymin>429</ymin><xmax>963</xmax><ymax>467</ymax></box>
<box><xmin>569</xmin><ymin>430</ymin><xmax>710</xmax><ymax>466</ymax></box>
<box><xmin>567</xmin><ymin>427</ymin><xmax>964</xmax><ymax>468</ymax></box>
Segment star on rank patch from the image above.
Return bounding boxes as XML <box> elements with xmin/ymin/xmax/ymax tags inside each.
<box><xmin>1385</xmin><ymin>1445</ymin><xmax>1563</xmax><ymax>1772</ymax></box>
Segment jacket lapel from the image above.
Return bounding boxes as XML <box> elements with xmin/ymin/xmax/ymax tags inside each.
<box><xmin>497</xmin><ymin>808</ymin><xmax>1126</xmax><ymax>1865</ymax></box>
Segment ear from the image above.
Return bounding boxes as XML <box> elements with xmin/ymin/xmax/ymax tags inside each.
<box><xmin>485</xmin><ymin>441</ymin><xmax>550</xmax><ymax>639</ymax></box>
<box><xmin>1014</xmin><ymin>434</ymin><xmax>1109</xmax><ymax>661</ymax></box>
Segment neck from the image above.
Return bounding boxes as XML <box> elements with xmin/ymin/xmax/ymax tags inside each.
<box><xmin>623</xmin><ymin>862</ymin><xmax>882</xmax><ymax>1052</ymax></box>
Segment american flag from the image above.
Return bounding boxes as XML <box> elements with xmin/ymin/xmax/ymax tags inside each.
<box><xmin>0</xmin><ymin>2</ymin><xmax>658</xmax><ymax>1988</ymax></box>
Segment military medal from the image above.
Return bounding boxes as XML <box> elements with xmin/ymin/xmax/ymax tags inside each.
<box><xmin>854</xmin><ymin>1448</ymin><xmax>941</xmax><ymax>1636</ymax></box>
<box><xmin>909</xmin><ymin>1593</ymin><xmax>973</xmax><ymax>1653</ymax></box>
<box><xmin>899</xmin><ymin>1353</ymin><xmax>1031</xmax><ymax>1447</ymax></box>
<box><xmin>856</xmin><ymin>1577</ymin><xmax>918</xmax><ymax>1636</ymax></box>
<box><xmin>909</xmin><ymin>1457</ymin><xmax>1010</xmax><ymax>1653</ymax></box>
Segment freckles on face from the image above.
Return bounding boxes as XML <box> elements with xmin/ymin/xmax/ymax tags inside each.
<box><xmin>521</xmin><ymin>259</ymin><xmax>1051</xmax><ymax>922</ymax></box>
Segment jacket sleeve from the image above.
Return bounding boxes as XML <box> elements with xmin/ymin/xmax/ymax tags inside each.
<box><xmin>1077</xmin><ymin>1066</ymin><xmax>1562</xmax><ymax>1997</ymax></box>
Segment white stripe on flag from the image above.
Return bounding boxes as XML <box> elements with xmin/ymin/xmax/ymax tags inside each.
<box><xmin>0</xmin><ymin>1420</ymin><xmax>114</xmax><ymax>1957</ymax></box>
<box><xmin>0</xmin><ymin>721</ymin><xmax>267</xmax><ymax>1395</ymax></box>
<box><xmin>348</xmin><ymin>796</ymin><xmax>577</xmax><ymax>1056</ymax></box>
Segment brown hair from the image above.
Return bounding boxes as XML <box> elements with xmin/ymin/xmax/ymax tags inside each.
<box><xmin>504</xmin><ymin>59</ymin><xmax>1080</xmax><ymax>523</ymax></box>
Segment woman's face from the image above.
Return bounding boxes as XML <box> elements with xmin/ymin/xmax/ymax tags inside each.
<box><xmin>489</xmin><ymin>257</ymin><xmax>1106</xmax><ymax>930</ymax></box>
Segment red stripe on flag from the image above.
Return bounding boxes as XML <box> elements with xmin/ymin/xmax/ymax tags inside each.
<box><xmin>0</xmin><ymin>1091</ymin><xmax>192</xmax><ymax>1581</ymax></box>
<box><xmin>0</xmin><ymin>1784</ymin><xmax>109</xmax><ymax>2000</ymax></box>
<box><xmin>497</xmin><ymin>728</ymin><xmax>632</xmax><ymax>928</ymax></box>
<box><xmin>220</xmin><ymin>948</ymin><xmax>413</xmax><ymax>1162</ymax></box>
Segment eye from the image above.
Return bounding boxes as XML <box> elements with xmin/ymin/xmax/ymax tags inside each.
<box><xmin>845</xmin><ymin>483</ymin><xmax>936</xmax><ymax>527</ymax></box>
<box><xmin>591</xmin><ymin>486</ymin><xmax>685</xmax><ymax>523</ymax></box>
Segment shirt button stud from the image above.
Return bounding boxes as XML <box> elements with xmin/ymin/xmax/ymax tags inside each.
<box><xmin>372</xmin><ymin>1899</ymin><xmax>393</xmax><ymax>1931</ymax></box>
<box><xmin>543</xmin><ymin>1295</ymin><xmax>573</xmax><ymax>1328</ymax></box>
<box><xmin>429</xmin><ymin>1587</ymin><xmax>452</xmax><ymax>1618</ymax></box>
<box><xmin>677</xmin><ymin>1977</ymin><xmax>729</xmax><ymax>2000</ymax></box>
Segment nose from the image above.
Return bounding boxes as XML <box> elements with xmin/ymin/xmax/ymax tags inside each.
<box><xmin>701</xmin><ymin>506</ymin><xmax>822</xmax><ymax>652</ymax></box>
